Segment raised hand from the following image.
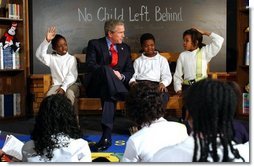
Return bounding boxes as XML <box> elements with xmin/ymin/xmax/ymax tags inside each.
<box><xmin>46</xmin><ymin>26</ymin><xmax>56</xmax><ymax>42</ymax></box>
<box><xmin>192</xmin><ymin>27</ymin><xmax>211</xmax><ymax>36</ymax></box>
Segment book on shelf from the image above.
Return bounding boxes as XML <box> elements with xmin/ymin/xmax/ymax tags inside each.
<box><xmin>242</xmin><ymin>93</ymin><xmax>249</xmax><ymax>114</ymax></box>
<box><xmin>0</xmin><ymin>93</ymin><xmax>21</xmax><ymax>118</ymax></box>
<box><xmin>5</xmin><ymin>3</ymin><xmax>20</xmax><ymax>19</ymax></box>
<box><xmin>0</xmin><ymin>43</ymin><xmax>20</xmax><ymax>69</ymax></box>
<box><xmin>244</xmin><ymin>41</ymin><xmax>250</xmax><ymax>66</ymax></box>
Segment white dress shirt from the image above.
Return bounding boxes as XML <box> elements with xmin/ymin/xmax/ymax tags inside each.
<box><xmin>129</xmin><ymin>52</ymin><xmax>172</xmax><ymax>87</ymax></box>
<box><xmin>173</xmin><ymin>32</ymin><xmax>224</xmax><ymax>92</ymax></box>
<box><xmin>36</xmin><ymin>39</ymin><xmax>78</xmax><ymax>92</ymax></box>
<box><xmin>22</xmin><ymin>135</ymin><xmax>92</xmax><ymax>162</ymax></box>
<box><xmin>121</xmin><ymin>117</ymin><xmax>188</xmax><ymax>162</ymax></box>
<box><xmin>151</xmin><ymin>136</ymin><xmax>249</xmax><ymax>162</ymax></box>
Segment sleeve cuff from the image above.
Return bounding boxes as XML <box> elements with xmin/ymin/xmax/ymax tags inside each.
<box><xmin>121</xmin><ymin>74</ymin><xmax>125</xmax><ymax>82</ymax></box>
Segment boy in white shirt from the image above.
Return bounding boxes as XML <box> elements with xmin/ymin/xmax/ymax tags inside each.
<box><xmin>36</xmin><ymin>27</ymin><xmax>79</xmax><ymax>115</ymax></box>
<box><xmin>129</xmin><ymin>33</ymin><xmax>172</xmax><ymax>106</ymax></box>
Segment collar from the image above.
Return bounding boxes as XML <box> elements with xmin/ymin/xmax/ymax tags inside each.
<box><xmin>141</xmin><ymin>51</ymin><xmax>160</xmax><ymax>60</ymax></box>
<box><xmin>55</xmin><ymin>52</ymin><xmax>69</xmax><ymax>57</ymax></box>
<box><xmin>141</xmin><ymin>117</ymin><xmax>166</xmax><ymax>128</ymax></box>
<box><xmin>106</xmin><ymin>37</ymin><xmax>118</xmax><ymax>51</ymax></box>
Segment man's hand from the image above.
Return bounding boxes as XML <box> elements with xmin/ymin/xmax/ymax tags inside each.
<box><xmin>113</xmin><ymin>70</ymin><xmax>122</xmax><ymax>80</ymax></box>
<box><xmin>46</xmin><ymin>26</ymin><xmax>56</xmax><ymax>42</ymax></box>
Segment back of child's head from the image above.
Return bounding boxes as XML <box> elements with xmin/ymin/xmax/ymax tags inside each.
<box><xmin>32</xmin><ymin>94</ymin><xmax>82</xmax><ymax>140</ymax></box>
<box><xmin>31</xmin><ymin>94</ymin><xmax>82</xmax><ymax>160</ymax></box>
<box><xmin>184</xmin><ymin>79</ymin><xmax>243</xmax><ymax>162</ymax></box>
<box><xmin>183</xmin><ymin>28</ymin><xmax>205</xmax><ymax>49</ymax></box>
<box><xmin>51</xmin><ymin>34</ymin><xmax>66</xmax><ymax>50</ymax></box>
<box><xmin>140</xmin><ymin>33</ymin><xmax>155</xmax><ymax>45</ymax></box>
<box><xmin>126</xmin><ymin>81</ymin><xmax>164</xmax><ymax>126</ymax></box>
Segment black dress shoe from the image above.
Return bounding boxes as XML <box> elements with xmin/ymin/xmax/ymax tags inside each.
<box><xmin>95</xmin><ymin>138</ymin><xmax>112</xmax><ymax>152</ymax></box>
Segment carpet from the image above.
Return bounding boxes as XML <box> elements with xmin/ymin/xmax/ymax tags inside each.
<box><xmin>0</xmin><ymin>134</ymin><xmax>129</xmax><ymax>162</ymax></box>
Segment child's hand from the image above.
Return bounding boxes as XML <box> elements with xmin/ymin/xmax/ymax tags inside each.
<box><xmin>56</xmin><ymin>87</ymin><xmax>65</xmax><ymax>94</ymax></box>
<box><xmin>159</xmin><ymin>83</ymin><xmax>168</xmax><ymax>93</ymax></box>
<box><xmin>193</xmin><ymin>27</ymin><xmax>211</xmax><ymax>36</ymax></box>
<box><xmin>129</xmin><ymin>126</ymin><xmax>139</xmax><ymax>135</ymax></box>
<box><xmin>176</xmin><ymin>90</ymin><xmax>182</xmax><ymax>97</ymax></box>
<box><xmin>46</xmin><ymin>26</ymin><xmax>56</xmax><ymax>42</ymax></box>
<box><xmin>130</xmin><ymin>81</ymin><xmax>137</xmax><ymax>87</ymax></box>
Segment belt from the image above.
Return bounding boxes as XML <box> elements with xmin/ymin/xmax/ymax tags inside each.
<box><xmin>183</xmin><ymin>77</ymin><xmax>206</xmax><ymax>85</ymax></box>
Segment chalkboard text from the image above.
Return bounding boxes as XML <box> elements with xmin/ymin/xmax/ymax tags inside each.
<box><xmin>78</xmin><ymin>5</ymin><xmax>183</xmax><ymax>22</ymax></box>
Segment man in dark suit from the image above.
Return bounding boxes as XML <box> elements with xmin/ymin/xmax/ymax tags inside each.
<box><xmin>84</xmin><ymin>19</ymin><xmax>134</xmax><ymax>151</ymax></box>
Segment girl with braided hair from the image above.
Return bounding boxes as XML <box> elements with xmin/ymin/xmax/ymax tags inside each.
<box><xmin>151</xmin><ymin>79</ymin><xmax>249</xmax><ymax>162</ymax></box>
<box><xmin>21</xmin><ymin>94</ymin><xmax>91</xmax><ymax>162</ymax></box>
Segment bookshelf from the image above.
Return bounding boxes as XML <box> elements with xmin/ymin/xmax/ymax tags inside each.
<box><xmin>0</xmin><ymin>0</ymin><xmax>29</xmax><ymax>119</ymax></box>
<box><xmin>236</xmin><ymin>0</ymin><xmax>249</xmax><ymax>119</ymax></box>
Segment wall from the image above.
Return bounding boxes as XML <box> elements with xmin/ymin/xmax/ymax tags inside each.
<box><xmin>31</xmin><ymin>0</ymin><xmax>227</xmax><ymax>74</ymax></box>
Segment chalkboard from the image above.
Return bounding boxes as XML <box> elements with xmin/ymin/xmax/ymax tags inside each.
<box><xmin>31</xmin><ymin>0</ymin><xmax>226</xmax><ymax>74</ymax></box>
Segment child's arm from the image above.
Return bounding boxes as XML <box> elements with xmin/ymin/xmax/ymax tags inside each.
<box><xmin>129</xmin><ymin>59</ymin><xmax>139</xmax><ymax>86</ymax></box>
<box><xmin>160</xmin><ymin>57</ymin><xmax>172</xmax><ymax>89</ymax></box>
<box><xmin>60</xmin><ymin>57</ymin><xmax>78</xmax><ymax>92</ymax></box>
<box><xmin>194</xmin><ymin>27</ymin><xmax>211</xmax><ymax>36</ymax></box>
<box><xmin>35</xmin><ymin>27</ymin><xmax>57</xmax><ymax>66</ymax></box>
<box><xmin>194</xmin><ymin>27</ymin><xmax>224</xmax><ymax>61</ymax></box>
<box><xmin>173</xmin><ymin>54</ymin><xmax>184</xmax><ymax>95</ymax></box>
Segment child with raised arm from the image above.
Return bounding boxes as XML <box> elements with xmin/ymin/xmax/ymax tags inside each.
<box><xmin>174</xmin><ymin>28</ymin><xmax>224</xmax><ymax>95</ymax></box>
<box><xmin>129</xmin><ymin>33</ymin><xmax>172</xmax><ymax>106</ymax></box>
<box><xmin>35</xmin><ymin>27</ymin><xmax>79</xmax><ymax>109</ymax></box>
<box><xmin>173</xmin><ymin>28</ymin><xmax>224</xmax><ymax>120</ymax></box>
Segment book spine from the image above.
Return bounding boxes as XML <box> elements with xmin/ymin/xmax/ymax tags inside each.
<box><xmin>0</xmin><ymin>94</ymin><xmax>4</xmax><ymax>118</ymax></box>
<box><xmin>16</xmin><ymin>93</ymin><xmax>21</xmax><ymax>116</ymax></box>
<box><xmin>4</xmin><ymin>94</ymin><xmax>14</xmax><ymax>117</ymax></box>
<box><xmin>0</xmin><ymin>42</ymin><xmax>3</xmax><ymax>69</ymax></box>
<box><xmin>244</xmin><ymin>42</ymin><xmax>249</xmax><ymax>66</ymax></box>
<box><xmin>3</xmin><ymin>46</ymin><xmax>13</xmax><ymax>69</ymax></box>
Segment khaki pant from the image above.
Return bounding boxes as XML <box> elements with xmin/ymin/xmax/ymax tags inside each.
<box><xmin>47</xmin><ymin>83</ymin><xmax>79</xmax><ymax>108</ymax></box>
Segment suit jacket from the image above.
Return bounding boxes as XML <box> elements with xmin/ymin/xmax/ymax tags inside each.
<box><xmin>84</xmin><ymin>37</ymin><xmax>134</xmax><ymax>87</ymax></box>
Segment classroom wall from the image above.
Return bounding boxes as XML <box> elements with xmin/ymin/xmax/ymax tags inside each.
<box><xmin>30</xmin><ymin>0</ymin><xmax>227</xmax><ymax>74</ymax></box>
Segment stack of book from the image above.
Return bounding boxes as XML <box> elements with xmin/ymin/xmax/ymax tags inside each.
<box><xmin>0</xmin><ymin>44</ymin><xmax>20</xmax><ymax>69</ymax></box>
<box><xmin>242</xmin><ymin>93</ymin><xmax>249</xmax><ymax>114</ymax></box>
<box><xmin>5</xmin><ymin>3</ymin><xmax>20</xmax><ymax>19</ymax></box>
<box><xmin>0</xmin><ymin>93</ymin><xmax>21</xmax><ymax>118</ymax></box>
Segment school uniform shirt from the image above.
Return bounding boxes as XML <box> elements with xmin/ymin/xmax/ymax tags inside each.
<box><xmin>173</xmin><ymin>32</ymin><xmax>224</xmax><ymax>92</ymax></box>
<box><xmin>129</xmin><ymin>52</ymin><xmax>172</xmax><ymax>87</ymax></box>
<box><xmin>121</xmin><ymin>117</ymin><xmax>188</xmax><ymax>162</ymax></box>
<box><xmin>36</xmin><ymin>39</ymin><xmax>78</xmax><ymax>92</ymax></box>
<box><xmin>22</xmin><ymin>135</ymin><xmax>92</xmax><ymax>162</ymax></box>
<box><xmin>151</xmin><ymin>135</ymin><xmax>249</xmax><ymax>162</ymax></box>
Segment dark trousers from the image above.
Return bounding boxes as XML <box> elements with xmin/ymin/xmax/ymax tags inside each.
<box><xmin>86</xmin><ymin>66</ymin><xmax>128</xmax><ymax>140</ymax></box>
<box><xmin>181</xmin><ymin>84</ymin><xmax>191</xmax><ymax>120</ymax></box>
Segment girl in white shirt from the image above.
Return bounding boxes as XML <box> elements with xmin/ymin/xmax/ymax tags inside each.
<box><xmin>174</xmin><ymin>28</ymin><xmax>224</xmax><ymax>120</ymax></box>
<box><xmin>152</xmin><ymin>79</ymin><xmax>248</xmax><ymax>162</ymax></box>
<box><xmin>174</xmin><ymin>28</ymin><xmax>224</xmax><ymax>94</ymax></box>
<box><xmin>22</xmin><ymin>94</ymin><xmax>91</xmax><ymax>162</ymax></box>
